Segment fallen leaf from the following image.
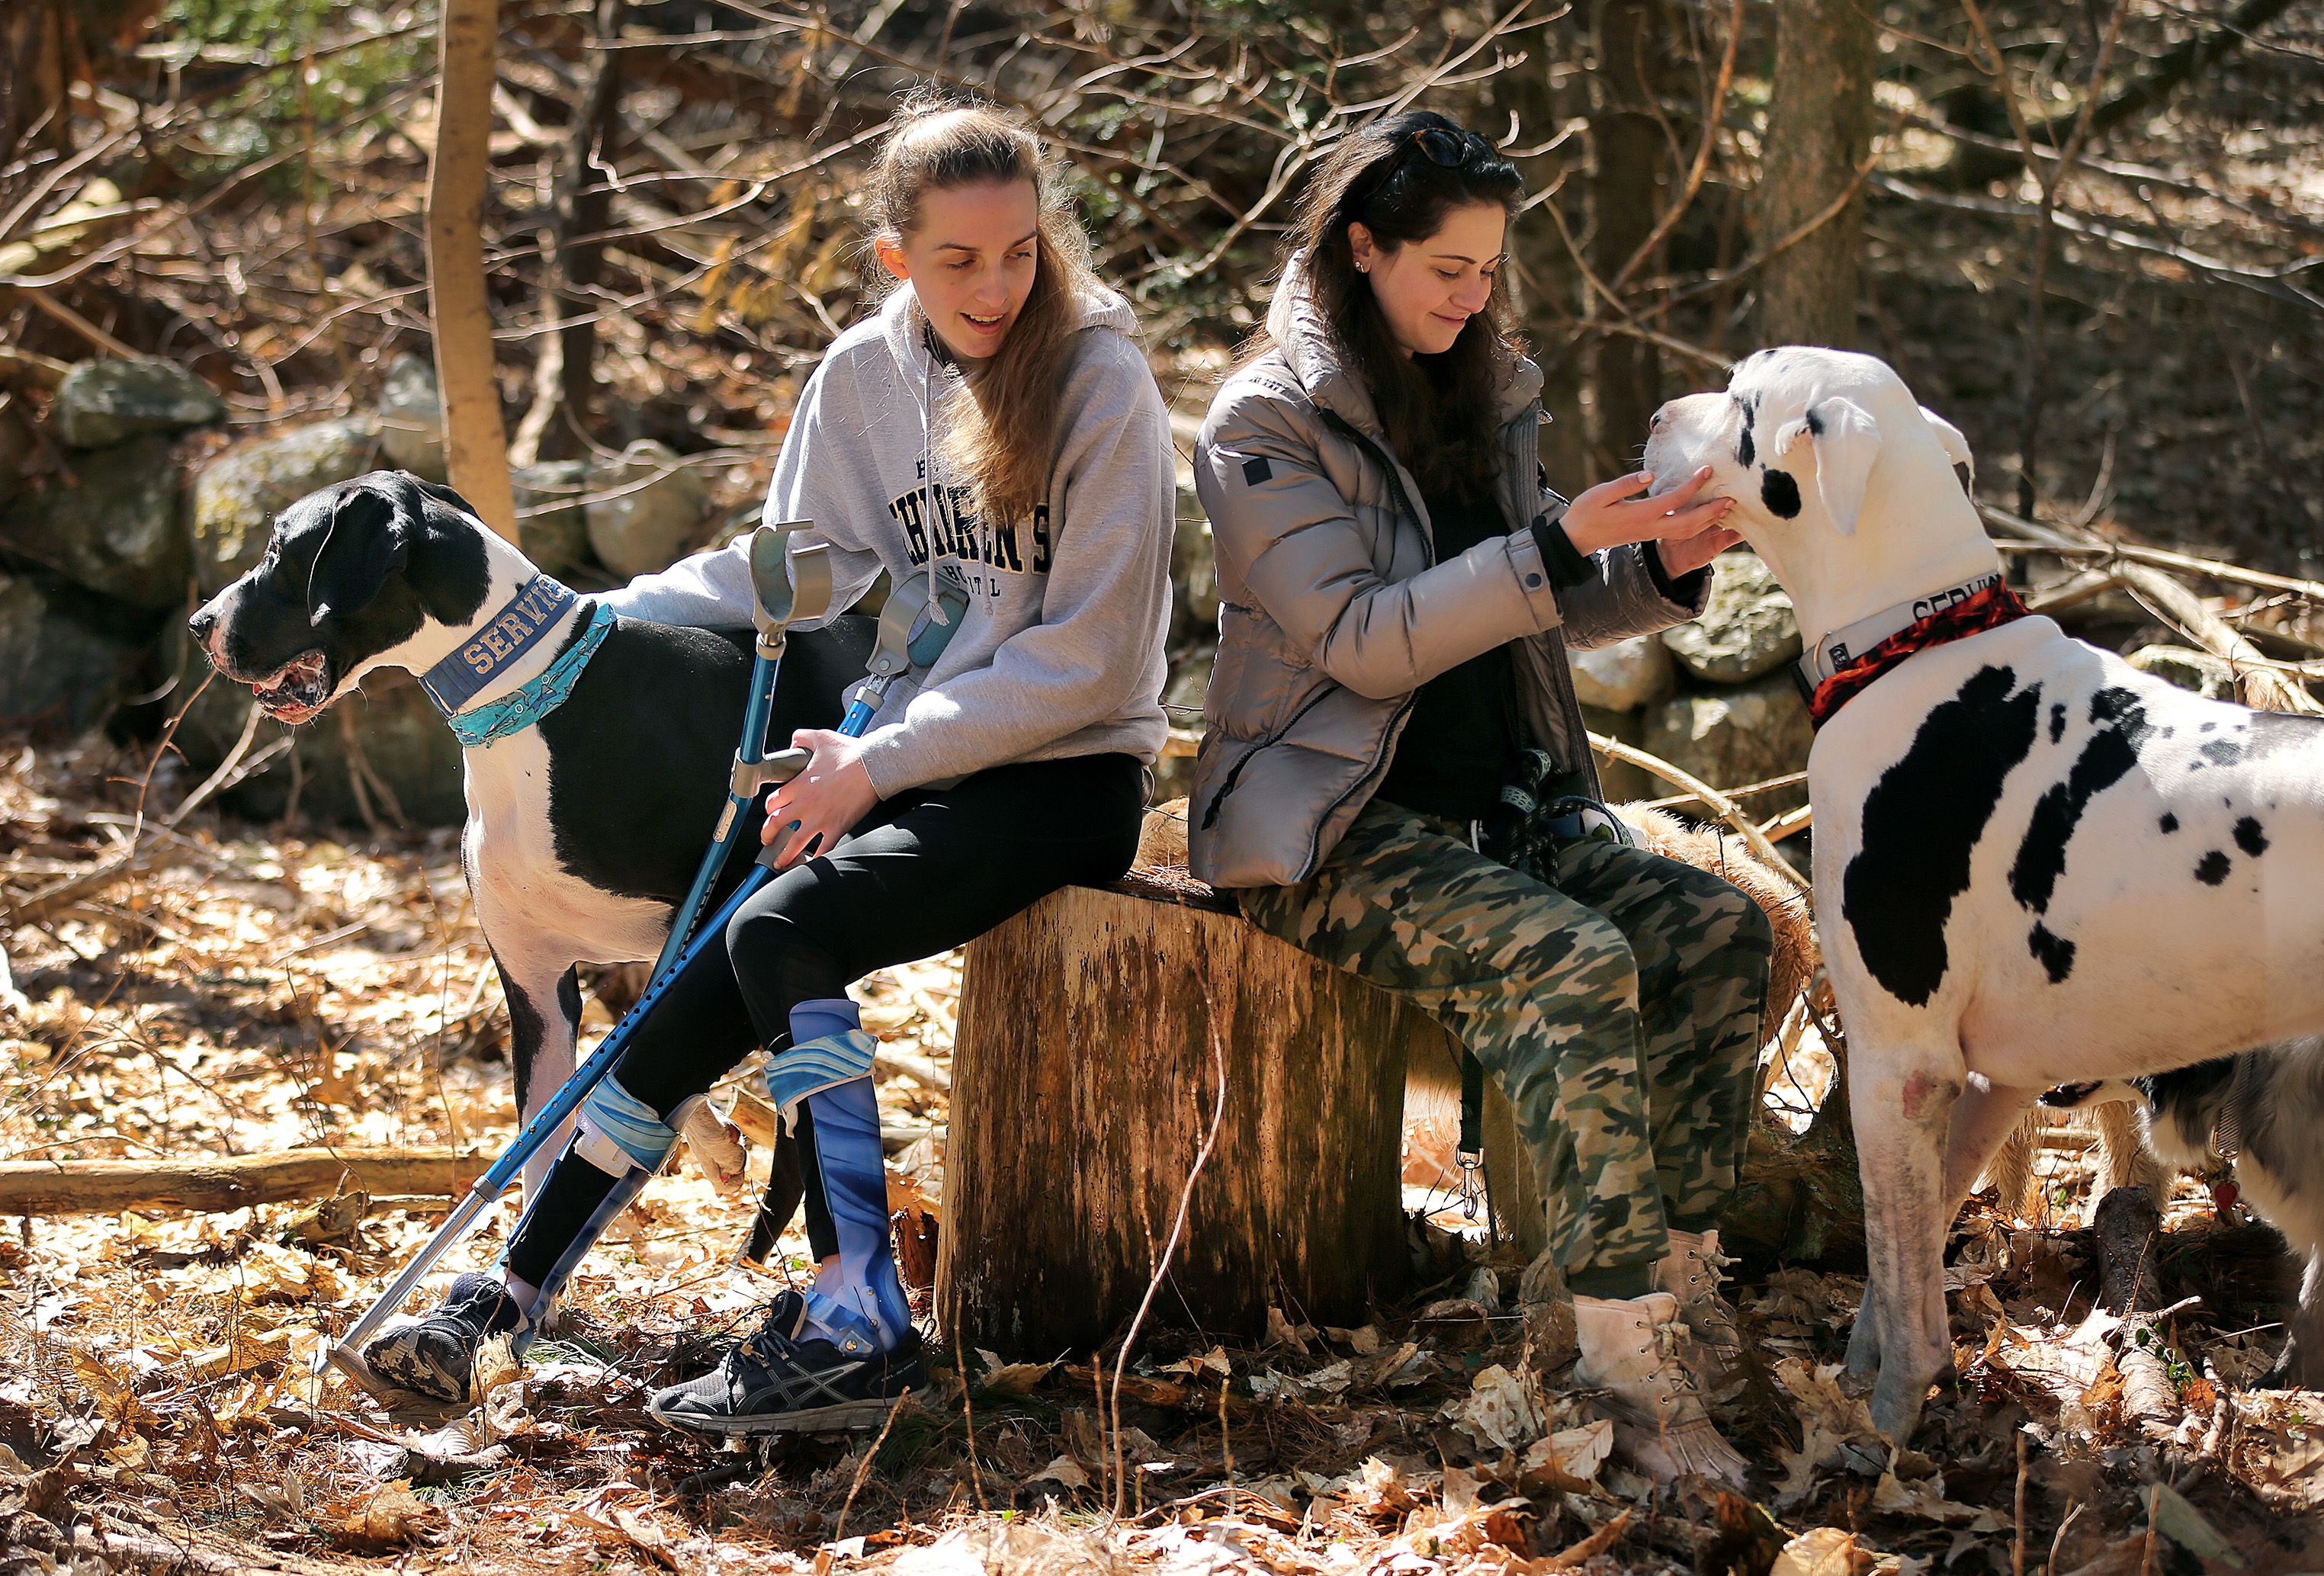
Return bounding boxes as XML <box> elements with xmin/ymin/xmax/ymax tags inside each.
<box><xmin>1772</xmin><ymin>1359</ymin><xmax>1886</xmax><ymax>1508</ymax></box>
<box><xmin>1160</xmin><ymin>1344</ymin><xmax>1231</xmax><ymax>1377</ymax></box>
<box><xmin>473</xmin><ymin>1333</ymin><xmax>523</xmax><ymax>1401</ymax></box>
<box><xmin>1369</xmin><ymin>1340</ymin><xmax>1429</xmax><ymax>1388</ymax></box>
<box><xmin>1324</xmin><ymin>1324</ymin><xmax>1382</xmax><ymax>1356</ymax></box>
<box><xmin>1873</xmin><ymin>1471</ymin><xmax>2005</xmax><ymax>1529</ymax></box>
<box><xmin>1266</xmin><ymin>1305</ymin><xmax>1314</xmax><ymax>1355</ymax></box>
<box><xmin>1520</xmin><ymin>1420</ymin><xmax>1614</xmax><ymax>1490</ymax></box>
<box><xmin>1770</xmin><ymin>1527</ymin><xmax>1877</xmax><ymax>1576</ymax></box>
<box><xmin>974</xmin><ymin>1348</ymin><xmax>1054</xmax><ymax>1396</ymax></box>
<box><xmin>1343</xmin><ymin>1456</ymin><xmax>1417</xmax><ymax>1517</ymax></box>
<box><xmin>1419</xmin><ymin>1296</ymin><xmax>1492</xmax><ymax>1322</ymax></box>
<box><xmin>1029</xmin><ymin>1454</ymin><xmax>1089</xmax><ymax>1489</ymax></box>
<box><xmin>1448</xmin><ymin>1363</ymin><xmax>1542</xmax><ymax>1453</ymax></box>
<box><xmin>341</xmin><ymin>1478</ymin><xmax>445</xmax><ymax>1549</ymax></box>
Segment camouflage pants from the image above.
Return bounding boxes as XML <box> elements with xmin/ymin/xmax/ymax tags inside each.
<box><xmin>1238</xmin><ymin>798</ymin><xmax>1770</xmax><ymax>1279</ymax></box>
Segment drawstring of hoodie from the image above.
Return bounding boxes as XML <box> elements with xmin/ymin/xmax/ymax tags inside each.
<box><xmin>914</xmin><ymin>317</ymin><xmax>961</xmax><ymax>640</ymax></box>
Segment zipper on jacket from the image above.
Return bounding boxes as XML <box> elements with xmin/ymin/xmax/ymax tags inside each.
<box><xmin>1292</xmin><ymin>411</ymin><xmax>1441</xmax><ymax>879</ymax></box>
<box><xmin>1203</xmin><ymin>411</ymin><xmax>1440</xmax><ymax>839</ymax></box>
<box><xmin>1199</xmin><ymin>685</ymin><xmax>1337</xmax><ymax>830</ymax></box>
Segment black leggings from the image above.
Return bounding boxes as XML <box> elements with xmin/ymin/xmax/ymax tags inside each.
<box><xmin>507</xmin><ymin>750</ymin><xmax>1146</xmax><ymax>1286</ymax></box>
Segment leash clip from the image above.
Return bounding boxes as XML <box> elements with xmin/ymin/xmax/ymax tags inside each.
<box><xmin>1456</xmin><ymin>1149</ymin><xmax>1483</xmax><ymax>1222</ymax></box>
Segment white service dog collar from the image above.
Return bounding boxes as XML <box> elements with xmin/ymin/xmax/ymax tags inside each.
<box><xmin>1796</xmin><ymin>573</ymin><xmax>2005</xmax><ymax>689</ymax></box>
<box><xmin>419</xmin><ymin>575</ymin><xmax>578</xmax><ymax>713</ymax></box>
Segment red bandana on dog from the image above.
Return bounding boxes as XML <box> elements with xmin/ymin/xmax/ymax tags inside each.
<box><xmin>1806</xmin><ymin>581</ymin><xmax>2034</xmax><ymax>728</ymax></box>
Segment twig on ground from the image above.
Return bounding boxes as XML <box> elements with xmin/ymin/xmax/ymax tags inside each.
<box><xmin>1109</xmin><ymin>1001</ymin><xmax>1230</xmax><ymax>1517</ymax></box>
<box><xmin>832</xmin><ymin>1386</ymin><xmax>910</xmax><ymax>1540</ymax></box>
<box><xmin>1986</xmin><ymin>506</ymin><xmax>2324</xmax><ymax>714</ymax></box>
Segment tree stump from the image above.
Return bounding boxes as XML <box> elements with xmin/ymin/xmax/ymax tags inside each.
<box><xmin>941</xmin><ymin>870</ymin><xmax>1436</xmax><ymax>1356</ymax></box>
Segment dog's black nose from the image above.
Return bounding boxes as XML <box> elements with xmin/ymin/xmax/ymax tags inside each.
<box><xmin>188</xmin><ymin>606</ymin><xmax>216</xmax><ymax>642</ymax></box>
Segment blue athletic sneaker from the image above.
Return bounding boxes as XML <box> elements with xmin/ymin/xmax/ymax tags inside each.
<box><xmin>647</xmin><ymin>1292</ymin><xmax>926</xmax><ymax>1437</ymax></box>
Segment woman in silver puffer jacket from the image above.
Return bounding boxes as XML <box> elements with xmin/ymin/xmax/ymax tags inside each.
<box><xmin>1191</xmin><ymin>110</ymin><xmax>1772</xmax><ymax>1486</ymax></box>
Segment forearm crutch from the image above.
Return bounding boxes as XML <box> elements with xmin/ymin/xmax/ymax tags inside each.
<box><xmin>319</xmin><ymin>522</ymin><xmax>826</xmax><ymax>1390</ymax></box>
<box><xmin>318</xmin><ymin>554</ymin><xmax>965</xmax><ymax>1392</ymax></box>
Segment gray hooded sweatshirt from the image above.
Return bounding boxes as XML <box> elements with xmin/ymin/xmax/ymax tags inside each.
<box><xmin>602</xmin><ymin>282</ymin><xmax>1175</xmax><ymax>798</ymax></box>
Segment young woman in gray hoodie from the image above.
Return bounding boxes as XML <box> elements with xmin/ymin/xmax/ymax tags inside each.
<box><xmin>363</xmin><ymin>98</ymin><xmax>1176</xmax><ymax>1433</ymax></box>
<box><xmin>1191</xmin><ymin>111</ymin><xmax>1770</xmax><ymax>1485</ymax></box>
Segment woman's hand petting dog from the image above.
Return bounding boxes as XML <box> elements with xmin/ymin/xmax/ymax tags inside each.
<box><xmin>1561</xmin><ymin>465</ymin><xmax>1741</xmax><ymax>577</ymax></box>
<box><xmin>762</xmin><ymin>729</ymin><xmax>880</xmax><ymax>868</ymax></box>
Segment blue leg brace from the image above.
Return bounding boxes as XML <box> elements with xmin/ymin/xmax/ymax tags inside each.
<box><xmin>497</xmin><ymin>1074</ymin><xmax>680</xmax><ymax>1349</ymax></box>
<box><xmin>770</xmin><ymin>998</ymin><xmax>910</xmax><ymax>1354</ymax></box>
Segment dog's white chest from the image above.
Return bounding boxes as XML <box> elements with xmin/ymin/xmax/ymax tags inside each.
<box><xmin>459</xmin><ymin>730</ymin><xmax>671</xmax><ymax>971</ymax></box>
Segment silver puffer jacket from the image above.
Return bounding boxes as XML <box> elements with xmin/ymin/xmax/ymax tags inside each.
<box><xmin>1189</xmin><ymin>275</ymin><xmax>1711</xmax><ymax>888</ymax></box>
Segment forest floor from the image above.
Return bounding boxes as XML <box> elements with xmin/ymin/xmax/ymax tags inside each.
<box><xmin>5</xmin><ymin>730</ymin><xmax>2324</xmax><ymax>1576</ymax></box>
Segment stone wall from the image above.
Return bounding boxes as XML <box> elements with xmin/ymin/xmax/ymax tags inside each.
<box><xmin>0</xmin><ymin>355</ymin><xmax>717</xmax><ymax>828</ymax></box>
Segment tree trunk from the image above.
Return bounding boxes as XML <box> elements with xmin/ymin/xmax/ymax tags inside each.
<box><xmin>941</xmin><ymin>875</ymin><xmax>1424</xmax><ymax>1357</ymax></box>
<box><xmin>2095</xmin><ymin>1183</ymin><xmax>2165</xmax><ymax>1313</ymax></box>
<box><xmin>1586</xmin><ymin>0</ymin><xmax>1674</xmax><ymax>479</ymax></box>
<box><xmin>0</xmin><ymin>1147</ymin><xmax>484</xmax><ymax>1215</ymax></box>
<box><xmin>0</xmin><ymin>4</ymin><xmax>66</xmax><ymax>172</ymax></box>
<box><xmin>426</xmin><ymin>0</ymin><xmax>518</xmax><ymax>539</ymax></box>
<box><xmin>1503</xmin><ymin>18</ymin><xmax>1591</xmax><ymax>492</ymax></box>
<box><xmin>512</xmin><ymin>0</ymin><xmax>628</xmax><ymax>465</ymax></box>
<box><xmin>1754</xmin><ymin>0</ymin><xmax>1876</xmax><ymax>349</ymax></box>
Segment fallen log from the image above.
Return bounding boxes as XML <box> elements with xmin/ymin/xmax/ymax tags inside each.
<box><xmin>0</xmin><ymin>1147</ymin><xmax>486</xmax><ymax>1216</ymax></box>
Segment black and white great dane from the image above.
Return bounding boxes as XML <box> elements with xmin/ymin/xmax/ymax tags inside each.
<box><xmin>1644</xmin><ymin>347</ymin><xmax>2324</xmax><ymax>1440</ymax></box>
<box><xmin>188</xmin><ymin>470</ymin><xmax>873</xmax><ymax>1196</ymax></box>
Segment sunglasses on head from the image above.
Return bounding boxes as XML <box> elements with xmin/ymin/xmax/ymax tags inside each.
<box><xmin>1351</xmin><ymin>123</ymin><xmax>1507</xmax><ymax>211</ymax></box>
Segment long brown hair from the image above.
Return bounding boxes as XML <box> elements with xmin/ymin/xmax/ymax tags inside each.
<box><xmin>1274</xmin><ymin>110</ymin><xmax>1524</xmax><ymax>501</ymax></box>
<box><xmin>862</xmin><ymin>93</ymin><xmax>1105</xmax><ymax>525</ymax></box>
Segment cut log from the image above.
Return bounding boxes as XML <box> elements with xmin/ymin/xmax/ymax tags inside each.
<box><xmin>0</xmin><ymin>1147</ymin><xmax>484</xmax><ymax>1216</ymax></box>
<box><xmin>941</xmin><ymin>871</ymin><xmax>1441</xmax><ymax>1356</ymax></box>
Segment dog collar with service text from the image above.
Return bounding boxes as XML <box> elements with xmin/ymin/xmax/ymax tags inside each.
<box><xmin>418</xmin><ymin>574</ymin><xmax>579</xmax><ymax>714</ymax></box>
<box><xmin>441</xmin><ymin>599</ymin><xmax>615</xmax><ymax>748</ymax></box>
<box><xmin>1797</xmin><ymin>572</ymin><xmax>2005</xmax><ymax>688</ymax></box>
<box><xmin>1800</xmin><ymin>579</ymin><xmax>2032</xmax><ymax>728</ymax></box>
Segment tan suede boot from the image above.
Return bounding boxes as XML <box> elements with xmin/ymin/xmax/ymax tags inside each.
<box><xmin>1573</xmin><ymin>1291</ymin><xmax>1748</xmax><ymax>1486</ymax></box>
<box><xmin>1654</xmin><ymin>1227</ymin><xmax>1741</xmax><ymax>1350</ymax></box>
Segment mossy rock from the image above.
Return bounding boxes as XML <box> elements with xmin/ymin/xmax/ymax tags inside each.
<box><xmin>54</xmin><ymin>358</ymin><xmax>224</xmax><ymax>449</ymax></box>
<box><xmin>0</xmin><ymin>432</ymin><xmax>189</xmax><ymax>608</ymax></box>
<box><xmin>191</xmin><ymin>418</ymin><xmax>382</xmax><ymax>595</ymax></box>
<box><xmin>0</xmin><ymin>571</ymin><xmax>143</xmax><ymax>732</ymax></box>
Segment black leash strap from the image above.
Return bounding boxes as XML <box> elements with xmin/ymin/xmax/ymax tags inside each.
<box><xmin>1457</xmin><ymin>1049</ymin><xmax>1485</xmax><ymax>1221</ymax></box>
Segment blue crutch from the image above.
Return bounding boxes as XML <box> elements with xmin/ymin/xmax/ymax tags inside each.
<box><xmin>318</xmin><ymin>554</ymin><xmax>965</xmax><ymax>1393</ymax></box>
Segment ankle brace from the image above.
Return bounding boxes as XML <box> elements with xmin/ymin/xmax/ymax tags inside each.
<box><xmin>772</xmin><ymin>998</ymin><xmax>911</xmax><ymax>1353</ymax></box>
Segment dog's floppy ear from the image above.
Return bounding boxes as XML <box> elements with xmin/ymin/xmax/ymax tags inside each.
<box><xmin>1768</xmin><ymin>393</ymin><xmax>1882</xmax><ymax>536</ymax></box>
<box><xmin>1919</xmin><ymin>405</ymin><xmax>1975</xmax><ymax>484</ymax></box>
<box><xmin>307</xmin><ymin>481</ymin><xmax>411</xmax><ymax>624</ymax></box>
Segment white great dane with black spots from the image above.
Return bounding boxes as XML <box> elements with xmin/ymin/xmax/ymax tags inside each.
<box><xmin>1644</xmin><ymin>347</ymin><xmax>2324</xmax><ymax>1442</ymax></box>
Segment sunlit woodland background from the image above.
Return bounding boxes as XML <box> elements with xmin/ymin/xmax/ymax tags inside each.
<box><xmin>1</xmin><ymin>2</ymin><xmax>2321</xmax><ymax>1572</ymax></box>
